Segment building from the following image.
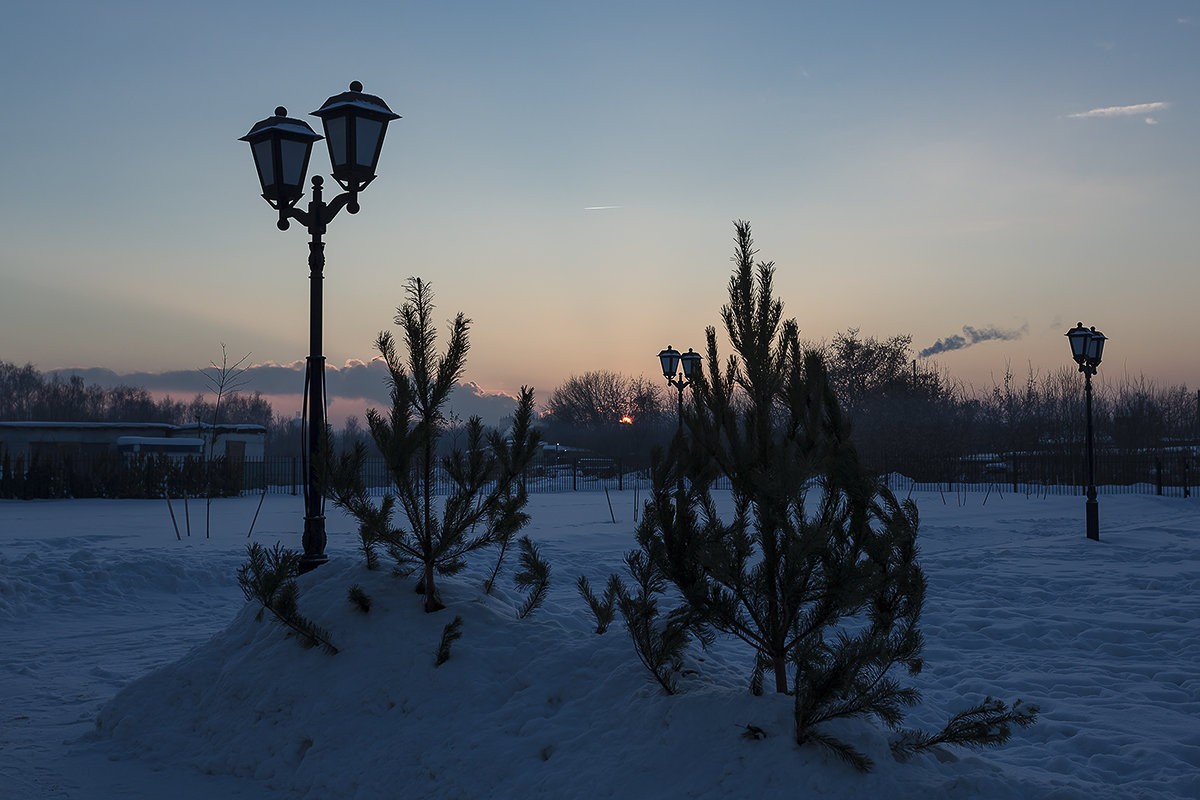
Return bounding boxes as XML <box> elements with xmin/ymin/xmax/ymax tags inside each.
<box><xmin>0</xmin><ymin>421</ymin><xmax>266</xmax><ymax>463</ymax></box>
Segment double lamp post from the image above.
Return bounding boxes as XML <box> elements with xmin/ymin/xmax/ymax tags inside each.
<box><xmin>1066</xmin><ymin>322</ymin><xmax>1107</xmax><ymax>542</ymax></box>
<box><xmin>240</xmin><ymin>82</ymin><xmax>401</xmax><ymax>573</ymax></box>
<box><xmin>659</xmin><ymin>345</ymin><xmax>701</xmax><ymax>511</ymax></box>
<box><xmin>658</xmin><ymin>346</ymin><xmax>702</xmax><ymax>433</ymax></box>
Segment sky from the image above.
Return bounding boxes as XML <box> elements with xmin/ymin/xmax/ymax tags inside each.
<box><xmin>2</xmin><ymin>1</ymin><xmax>1198</xmax><ymax>422</ymax></box>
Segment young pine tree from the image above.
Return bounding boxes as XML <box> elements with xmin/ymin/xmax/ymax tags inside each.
<box><xmin>630</xmin><ymin>221</ymin><xmax>1032</xmax><ymax>769</ymax></box>
<box><xmin>325</xmin><ymin>278</ymin><xmax>540</xmax><ymax>612</ymax></box>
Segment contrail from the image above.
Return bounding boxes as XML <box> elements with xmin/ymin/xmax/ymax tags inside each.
<box><xmin>919</xmin><ymin>324</ymin><xmax>1028</xmax><ymax>358</ymax></box>
<box><xmin>583</xmin><ymin>205</ymin><xmax>622</xmax><ymax>211</ymax></box>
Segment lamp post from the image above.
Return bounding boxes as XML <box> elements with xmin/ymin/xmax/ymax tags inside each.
<box><xmin>658</xmin><ymin>346</ymin><xmax>702</xmax><ymax>433</ymax></box>
<box><xmin>1067</xmin><ymin>322</ymin><xmax>1107</xmax><ymax>542</ymax></box>
<box><xmin>658</xmin><ymin>345</ymin><xmax>701</xmax><ymax>519</ymax></box>
<box><xmin>240</xmin><ymin>82</ymin><xmax>401</xmax><ymax>573</ymax></box>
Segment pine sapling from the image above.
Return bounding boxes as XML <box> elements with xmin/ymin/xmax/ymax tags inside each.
<box><xmin>622</xmin><ymin>221</ymin><xmax>1040</xmax><ymax>769</ymax></box>
<box><xmin>435</xmin><ymin>615</ymin><xmax>464</xmax><ymax>666</ymax></box>
<box><xmin>514</xmin><ymin>535</ymin><xmax>551</xmax><ymax>619</ymax></box>
<box><xmin>576</xmin><ymin>573</ymin><xmax>621</xmax><ymax>633</ymax></box>
<box><xmin>324</xmin><ymin>278</ymin><xmax>541</xmax><ymax>613</ymax></box>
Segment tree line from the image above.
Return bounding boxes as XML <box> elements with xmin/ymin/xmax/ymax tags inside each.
<box><xmin>538</xmin><ymin>332</ymin><xmax>1200</xmax><ymax>466</ymax></box>
<box><xmin>6</xmin><ymin>332</ymin><xmax>1198</xmax><ymax>468</ymax></box>
<box><xmin>0</xmin><ymin>359</ymin><xmax>275</xmax><ymax>431</ymax></box>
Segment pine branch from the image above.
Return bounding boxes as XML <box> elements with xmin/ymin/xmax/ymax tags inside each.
<box><xmin>435</xmin><ymin>615</ymin><xmax>464</xmax><ymax>666</ymax></box>
<box><xmin>347</xmin><ymin>584</ymin><xmax>372</xmax><ymax>613</ymax></box>
<box><xmin>236</xmin><ymin>543</ymin><xmax>339</xmax><ymax>655</ymax></box>
<box><xmin>614</xmin><ymin>552</ymin><xmax>689</xmax><ymax>695</ymax></box>
<box><xmin>576</xmin><ymin>574</ymin><xmax>618</xmax><ymax>634</ymax></box>
<box><xmin>800</xmin><ymin>729</ymin><xmax>874</xmax><ymax>773</ymax></box>
<box><xmin>514</xmin><ymin>536</ymin><xmax>551</xmax><ymax>619</ymax></box>
<box><xmin>890</xmin><ymin>697</ymin><xmax>1040</xmax><ymax>761</ymax></box>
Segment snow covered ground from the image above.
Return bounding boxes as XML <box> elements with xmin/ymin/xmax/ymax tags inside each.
<box><xmin>2</xmin><ymin>488</ymin><xmax>1198</xmax><ymax>799</ymax></box>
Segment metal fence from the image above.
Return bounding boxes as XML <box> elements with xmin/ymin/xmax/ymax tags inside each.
<box><xmin>862</xmin><ymin>447</ymin><xmax>1196</xmax><ymax>499</ymax></box>
<box><xmin>1</xmin><ymin>448</ymin><xmax>1195</xmax><ymax>500</ymax></box>
<box><xmin>214</xmin><ymin>449</ymin><xmax>1200</xmax><ymax>500</ymax></box>
<box><xmin>251</xmin><ymin>456</ymin><xmax>659</xmax><ymax>497</ymax></box>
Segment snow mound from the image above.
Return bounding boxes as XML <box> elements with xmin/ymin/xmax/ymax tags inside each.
<box><xmin>92</xmin><ymin>555</ymin><xmax>1082</xmax><ymax>799</ymax></box>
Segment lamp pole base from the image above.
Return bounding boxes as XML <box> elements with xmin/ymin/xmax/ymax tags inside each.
<box><xmin>1085</xmin><ymin>495</ymin><xmax>1099</xmax><ymax>541</ymax></box>
<box><xmin>299</xmin><ymin>514</ymin><xmax>328</xmax><ymax>574</ymax></box>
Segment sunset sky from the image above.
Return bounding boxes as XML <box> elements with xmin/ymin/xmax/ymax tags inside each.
<box><xmin>2</xmin><ymin>1</ymin><xmax>1197</xmax><ymax>420</ymax></box>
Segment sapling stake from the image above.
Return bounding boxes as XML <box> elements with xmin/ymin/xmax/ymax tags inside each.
<box><xmin>165</xmin><ymin>493</ymin><xmax>181</xmax><ymax>541</ymax></box>
<box><xmin>247</xmin><ymin>484</ymin><xmax>268</xmax><ymax>538</ymax></box>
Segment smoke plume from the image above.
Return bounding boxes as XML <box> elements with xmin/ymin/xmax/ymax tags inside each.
<box><xmin>919</xmin><ymin>324</ymin><xmax>1028</xmax><ymax>359</ymax></box>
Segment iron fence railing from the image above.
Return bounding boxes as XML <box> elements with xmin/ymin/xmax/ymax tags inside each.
<box><xmin>862</xmin><ymin>447</ymin><xmax>1196</xmax><ymax>499</ymax></box>
<box><xmin>0</xmin><ymin>448</ymin><xmax>1194</xmax><ymax>500</ymax></box>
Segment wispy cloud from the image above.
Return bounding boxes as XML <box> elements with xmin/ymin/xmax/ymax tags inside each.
<box><xmin>584</xmin><ymin>206</ymin><xmax>622</xmax><ymax>211</ymax></box>
<box><xmin>919</xmin><ymin>324</ymin><xmax>1028</xmax><ymax>359</ymax></box>
<box><xmin>1068</xmin><ymin>102</ymin><xmax>1170</xmax><ymax>119</ymax></box>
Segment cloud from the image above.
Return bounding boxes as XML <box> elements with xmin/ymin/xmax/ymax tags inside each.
<box><xmin>583</xmin><ymin>206</ymin><xmax>622</xmax><ymax>211</ymax></box>
<box><xmin>1145</xmin><ymin>118</ymin><xmax>1159</xmax><ymax>125</ymax></box>
<box><xmin>918</xmin><ymin>324</ymin><xmax>1028</xmax><ymax>359</ymax></box>
<box><xmin>1068</xmin><ymin>102</ymin><xmax>1170</xmax><ymax>119</ymax></box>
<box><xmin>47</xmin><ymin>361</ymin><xmax>523</xmax><ymax>429</ymax></box>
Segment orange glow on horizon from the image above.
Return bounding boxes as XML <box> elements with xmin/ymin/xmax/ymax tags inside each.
<box><xmin>619</xmin><ymin>415</ymin><xmax>634</xmax><ymax>425</ymax></box>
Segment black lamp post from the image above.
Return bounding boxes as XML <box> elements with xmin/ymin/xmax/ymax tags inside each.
<box><xmin>1067</xmin><ymin>322</ymin><xmax>1107</xmax><ymax>542</ymax></box>
<box><xmin>658</xmin><ymin>346</ymin><xmax>702</xmax><ymax>433</ymax></box>
<box><xmin>240</xmin><ymin>82</ymin><xmax>401</xmax><ymax>573</ymax></box>
<box><xmin>659</xmin><ymin>345</ymin><xmax>701</xmax><ymax>519</ymax></box>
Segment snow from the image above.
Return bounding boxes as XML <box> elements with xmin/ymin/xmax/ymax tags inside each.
<box><xmin>2</xmin><ymin>489</ymin><xmax>1198</xmax><ymax>799</ymax></box>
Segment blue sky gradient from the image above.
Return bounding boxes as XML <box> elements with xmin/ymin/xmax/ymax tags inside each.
<box><xmin>2</xmin><ymin>1</ymin><xmax>1197</xmax><ymax>414</ymax></box>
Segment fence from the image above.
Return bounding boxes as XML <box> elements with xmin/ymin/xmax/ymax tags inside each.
<box><xmin>0</xmin><ymin>453</ymin><xmax>660</xmax><ymax>500</ymax></box>
<box><xmin>0</xmin><ymin>448</ymin><xmax>1195</xmax><ymax>500</ymax></box>
<box><xmin>862</xmin><ymin>447</ymin><xmax>1196</xmax><ymax>499</ymax></box>
<box><xmin>253</xmin><ymin>455</ymin><xmax>657</xmax><ymax>497</ymax></box>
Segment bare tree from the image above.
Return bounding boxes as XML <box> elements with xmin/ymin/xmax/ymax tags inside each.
<box><xmin>197</xmin><ymin>345</ymin><xmax>251</xmax><ymax>538</ymax></box>
<box><xmin>545</xmin><ymin>370</ymin><xmax>664</xmax><ymax>428</ymax></box>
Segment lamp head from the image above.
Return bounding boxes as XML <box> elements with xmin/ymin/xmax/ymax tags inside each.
<box><xmin>658</xmin><ymin>346</ymin><xmax>681</xmax><ymax>380</ymax></box>
<box><xmin>312</xmin><ymin>81</ymin><xmax>401</xmax><ymax>195</ymax></box>
<box><xmin>679</xmin><ymin>347</ymin><xmax>702</xmax><ymax>381</ymax></box>
<box><xmin>1066</xmin><ymin>322</ymin><xmax>1091</xmax><ymax>365</ymax></box>
<box><xmin>239</xmin><ymin>107</ymin><xmax>322</xmax><ymax>211</ymax></box>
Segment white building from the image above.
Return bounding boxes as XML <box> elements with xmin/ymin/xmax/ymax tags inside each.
<box><xmin>0</xmin><ymin>421</ymin><xmax>266</xmax><ymax>463</ymax></box>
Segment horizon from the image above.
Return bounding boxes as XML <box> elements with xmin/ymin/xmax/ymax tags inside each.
<box><xmin>28</xmin><ymin>340</ymin><xmax>1200</xmax><ymax>433</ymax></box>
<box><xmin>3</xmin><ymin>2</ymin><xmax>1197</xmax><ymax>403</ymax></box>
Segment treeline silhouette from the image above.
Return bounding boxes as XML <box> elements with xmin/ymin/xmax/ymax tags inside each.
<box><xmin>0</xmin><ymin>361</ymin><xmax>274</xmax><ymax>426</ymax></box>
<box><xmin>535</xmin><ymin>330</ymin><xmax>1200</xmax><ymax>470</ymax></box>
<box><xmin>6</xmin><ymin>336</ymin><xmax>1199</xmax><ymax>473</ymax></box>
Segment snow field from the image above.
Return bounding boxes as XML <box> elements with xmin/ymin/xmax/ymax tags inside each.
<box><xmin>1</xmin><ymin>490</ymin><xmax>1198</xmax><ymax>798</ymax></box>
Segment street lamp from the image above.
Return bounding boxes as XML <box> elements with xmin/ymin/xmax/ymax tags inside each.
<box><xmin>659</xmin><ymin>346</ymin><xmax>702</xmax><ymax>433</ymax></box>
<box><xmin>659</xmin><ymin>345</ymin><xmax>702</xmax><ymax>521</ymax></box>
<box><xmin>240</xmin><ymin>81</ymin><xmax>401</xmax><ymax>573</ymax></box>
<box><xmin>1067</xmin><ymin>322</ymin><xmax>1107</xmax><ymax>542</ymax></box>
